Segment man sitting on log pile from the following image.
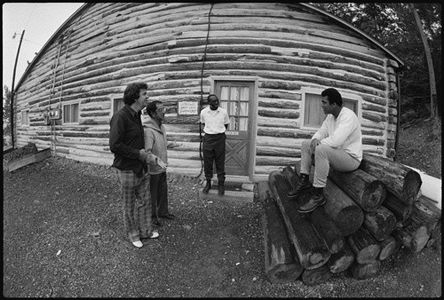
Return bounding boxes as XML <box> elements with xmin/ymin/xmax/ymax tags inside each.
<box><xmin>288</xmin><ymin>88</ymin><xmax>363</xmax><ymax>213</ymax></box>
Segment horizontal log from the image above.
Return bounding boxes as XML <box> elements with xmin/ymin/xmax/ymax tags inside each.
<box><xmin>268</xmin><ymin>170</ymin><xmax>331</xmax><ymax>270</ymax></box>
<box><xmin>378</xmin><ymin>235</ymin><xmax>398</xmax><ymax>261</ymax></box>
<box><xmin>360</xmin><ymin>153</ymin><xmax>422</xmax><ymax>206</ymax></box>
<box><xmin>323</xmin><ymin>178</ymin><xmax>364</xmax><ymax>236</ymax></box>
<box><xmin>263</xmin><ymin>194</ymin><xmax>304</xmax><ymax>283</ymax></box>
<box><xmin>410</xmin><ymin>195</ymin><xmax>441</xmax><ymax>233</ymax></box>
<box><xmin>363</xmin><ymin>206</ymin><xmax>397</xmax><ymax>241</ymax></box>
<box><xmin>329</xmin><ymin>168</ymin><xmax>386</xmax><ymax>212</ymax></box>
<box><xmin>348</xmin><ymin>227</ymin><xmax>381</xmax><ymax>264</ymax></box>
<box><xmin>327</xmin><ymin>242</ymin><xmax>355</xmax><ymax>274</ymax></box>
<box><xmin>349</xmin><ymin>260</ymin><xmax>380</xmax><ymax>280</ymax></box>
<box><xmin>309</xmin><ymin>206</ymin><xmax>345</xmax><ymax>254</ymax></box>
<box><xmin>383</xmin><ymin>193</ymin><xmax>412</xmax><ymax>224</ymax></box>
<box><xmin>301</xmin><ymin>264</ymin><xmax>331</xmax><ymax>286</ymax></box>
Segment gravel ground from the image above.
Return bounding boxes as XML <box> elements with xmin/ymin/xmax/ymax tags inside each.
<box><xmin>3</xmin><ymin>119</ymin><xmax>441</xmax><ymax>297</ymax></box>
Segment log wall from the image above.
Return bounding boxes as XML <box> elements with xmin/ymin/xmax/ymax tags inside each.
<box><xmin>14</xmin><ymin>2</ymin><xmax>400</xmax><ymax>178</ymax></box>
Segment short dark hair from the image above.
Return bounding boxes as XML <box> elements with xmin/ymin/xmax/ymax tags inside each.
<box><xmin>123</xmin><ymin>82</ymin><xmax>148</xmax><ymax>105</ymax></box>
<box><xmin>207</xmin><ymin>94</ymin><xmax>219</xmax><ymax>102</ymax></box>
<box><xmin>321</xmin><ymin>88</ymin><xmax>342</xmax><ymax>106</ymax></box>
<box><xmin>145</xmin><ymin>100</ymin><xmax>162</xmax><ymax>117</ymax></box>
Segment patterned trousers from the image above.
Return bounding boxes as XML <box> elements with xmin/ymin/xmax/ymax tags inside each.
<box><xmin>115</xmin><ymin>169</ymin><xmax>153</xmax><ymax>242</ymax></box>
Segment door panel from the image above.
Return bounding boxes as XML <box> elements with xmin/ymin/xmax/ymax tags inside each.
<box><xmin>215</xmin><ymin>81</ymin><xmax>254</xmax><ymax>176</ymax></box>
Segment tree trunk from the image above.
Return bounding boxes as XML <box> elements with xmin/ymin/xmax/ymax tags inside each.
<box><xmin>301</xmin><ymin>264</ymin><xmax>332</xmax><ymax>286</ymax></box>
<box><xmin>309</xmin><ymin>206</ymin><xmax>345</xmax><ymax>254</ymax></box>
<box><xmin>349</xmin><ymin>260</ymin><xmax>381</xmax><ymax>280</ymax></box>
<box><xmin>383</xmin><ymin>192</ymin><xmax>412</xmax><ymax>223</ymax></box>
<box><xmin>268</xmin><ymin>170</ymin><xmax>331</xmax><ymax>270</ymax></box>
<box><xmin>263</xmin><ymin>193</ymin><xmax>304</xmax><ymax>283</ymax></box>
<box><xmin>359</xmin><ymin>153</ymin><xmax>422</xmax><ymax>206</ymax></box>
<box><xmin>363</xmin><ymin>206</ymin><xmax>397</xmax><ymax>241</ymax></box>
<box><xmin>412</xmin><ymin>3</ymin><xmax>438</xmax><ymax>119</ymax></box>
<box><xmin>378</xmin><ymin>235</ymin><xmax>399</xmax><ymax>261</ymax></box>
<box><xmin>347</xmin><ymin>227</ymin><xmax>381</xmax><ymax>264</ymax></box>
<box><xmin>329</xmin><ymin>168</ymin><xmax>386</xmax><ymax>212</ymax></box>
<box><xmin>327</xmin><ymin>242</ymin><xmax>355</xmax><ymax>274</ymax></box>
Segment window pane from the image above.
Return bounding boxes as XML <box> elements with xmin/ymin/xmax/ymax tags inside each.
<box><xmin>343</xmin><ymin>99</ymin><xmax>357</xmax><ymax>114</ymax></box>
<box><xmin>229</xmin><ymin>116</ymin><xmax>237</xmax><ymax>130</ymax></box>
<box><xmin>230</xmin><ymin>87</ymin><xmax>240</xmax><ymax>101</ymax></box>
<box><xmin>240</xmin><ymin>87</ymin><xmax>249</xmax><ymax>101</ymax></box>
<box><xmin>304</xmin><ymin>93</ymin><xmax>325</xmax><ymax>127</ymax></box>
<box><xmin>239</xmin><ymin>102</ymin><xmax>248</xmax><ymax>116</ymax></box>
<box><xmin>228</xmin><ymin>101</ymin><xmax>238</xmax><ymax>117</ymax></box>
<box><xmin>220</xmin><ymin>101</ymin><xmax>228</xmax><ymax>111</ymax></box>
<box><xmin>239</xmin><ymin>117</ymin><xmax>248</xmax><ymax>130</ymax></box>
<box><xmin>72</xmin><ymin>104</ymin><xmax>79</xmax><ymax>122</ymax></box>
<box><xmin>64</xmin><ymin>105</ymin><xmax>70</xmax><ymax>122</ymax></box>
<box><xmin>220</xmin><ymin>86</ymin><xmax>229</xmax><ymax>101</ymax></box>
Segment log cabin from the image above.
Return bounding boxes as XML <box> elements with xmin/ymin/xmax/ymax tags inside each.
<box><xmin>12</xmin><ymin>2</ymin><xmax>403</xmax><ymax>183</ymax></box>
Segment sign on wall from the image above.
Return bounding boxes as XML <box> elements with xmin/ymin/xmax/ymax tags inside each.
<box><xmin>178</xmin><ymin>101</ymin><xmax>198</xmax><ymax>115</ymax></box>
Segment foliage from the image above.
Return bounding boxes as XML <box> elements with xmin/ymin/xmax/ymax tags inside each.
<box><xmin>3</xmin><ymin>85</ymin><xmax>12</xmax><ymax>147</ymax></box>
<box><xmin>310</xmin><ymin>2</ymin><xmax>442</xmax><ymax>117</ymax></box>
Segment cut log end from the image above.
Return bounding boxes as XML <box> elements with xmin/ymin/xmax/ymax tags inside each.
<box><xmin>336</xmin><ymin>206</ymin><xmax>364</xmax><ymax>236</ymax></box>
<box><xmin>356</xmin><ymin>244</ymin><xmax>381</xmax><ymax>264</ymax></box>
<box><xmin>350</xmin><ymin>261</ymin><xmax>381</xmax><ymax>280</ymax></box>
<box><xmin>362</xmin><ymin>181</ymin><xmax>386</xmax><ymax>211</ymax></box>
<box><xmin>267</xmin><ymin>264</ymin><xmax>302</xmax><ymax>284</ymax></box>
<box><xmin>403</xmin><ymin>171</ymin><xmax>422</xmax><ymax>204</ymax></box>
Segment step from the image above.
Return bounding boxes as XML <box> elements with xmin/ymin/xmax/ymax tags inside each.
<box><xmin>198</xmin><ymin>187</ymin><xmax>254</xmax><ymax>203</ymax></box>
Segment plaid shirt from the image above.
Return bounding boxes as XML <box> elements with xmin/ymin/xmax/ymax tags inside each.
<box><xmin>109</xmin><ymin>105</ymin><xmax>147</xmax><ymax>177</ymax></box>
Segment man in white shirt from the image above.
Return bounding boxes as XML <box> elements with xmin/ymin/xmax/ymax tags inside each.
<box><xmin>200</xmin><ymin>94</ymin><xmax>230</xmax><ymax>195</ymax></box>
<box><xmin>288</xmin><ymin>88</ymin><xmax>363</xmax><ymax>213</ymax></box>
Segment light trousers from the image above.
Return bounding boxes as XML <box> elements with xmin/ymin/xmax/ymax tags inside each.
<box><xmin>300</xmin><ymin>140</ymin><xmax>360</xmax><ymax>188</ymax></box>
<box><xmin>115</xmin><ymin>169</ymin><xmax>153</xmax><ymax>242</ymax></box>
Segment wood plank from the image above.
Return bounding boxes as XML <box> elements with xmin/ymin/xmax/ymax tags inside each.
<box><xmin>7</xmin><ymin>148</ymin><xmax>52</xmax><ymax>172</ymax></box>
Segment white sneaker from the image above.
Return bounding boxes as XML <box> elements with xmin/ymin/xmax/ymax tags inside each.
<box><xmin>149</xmin><ymin>230</ymin><xmax>159</xmax><ymax>239</ymax></box>
<box><xmin>131</xmin><ymin>240</ymin><xmax>143</xmax><ymax>248</ymax></box>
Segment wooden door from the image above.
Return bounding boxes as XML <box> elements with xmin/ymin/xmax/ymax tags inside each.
<box><xmin>215</xmin><ymin>81</ymin><xmax>254</xmax><ymax>176</ymax></box>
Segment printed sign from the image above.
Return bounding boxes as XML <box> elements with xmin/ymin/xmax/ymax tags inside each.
<box><xmin>178</xmin><ymin>101</ymin><xmax>198</xmax><ymax>115</ymax></box>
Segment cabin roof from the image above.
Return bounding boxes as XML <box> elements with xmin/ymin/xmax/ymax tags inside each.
<box><xmin>14</xmin><ymin>3</ymin><xmax>404</xmax><ymax>91</ymax></box>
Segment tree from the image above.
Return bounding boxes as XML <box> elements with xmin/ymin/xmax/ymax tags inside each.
<box><xmin>3</xmin><ymin>85</ymin><xmax>12</xmax><ymax>147</ymax></box>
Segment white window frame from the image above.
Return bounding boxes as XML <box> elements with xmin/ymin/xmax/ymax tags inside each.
<box><xmin>63</xmin><ymin>101</ymin><xmax>80</xmax><ymax>124</ymax></box>
<box><xmin>300</xmin><ymin>88</ymin><xmax>362</xmax><ymax>130</ymax></box>
<box><xmin>111</xmin><ymin>97</ymin><xmax>125</xmax><ymax>116</ymax></box>
<box><xmin>21</xmin><ymin>110</ymin><xmax>29</xmax><ymax>126</ymax></box>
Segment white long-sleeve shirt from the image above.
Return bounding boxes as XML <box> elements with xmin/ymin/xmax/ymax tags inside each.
<box><xmin>312</xmin><ymin>107</ymin><xmax>363</xmax><ymax>162</ymax></box>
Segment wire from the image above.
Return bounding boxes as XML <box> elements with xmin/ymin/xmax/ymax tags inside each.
<box><xmin>194</xmin><ymin>3</ymin><xmax>214</xmax><ymax>180</ymax></box>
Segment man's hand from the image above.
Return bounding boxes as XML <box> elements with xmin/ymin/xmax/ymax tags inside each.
<box><xmin>156</xmin><ymin>158</ymin><xmax>167</xmax><ymax>169</ymax></box>
<box><xmin>310</xmin><ymin>138</ymin><xmax>320</xmax><ymax>153</ymax></box>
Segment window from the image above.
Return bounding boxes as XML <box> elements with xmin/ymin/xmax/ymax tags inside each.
<box><xmin>63</xmin><ymin>103</ymin><xmax>79</xmax><ymax>123</ymax></box>
<box><xmin>215</xmin><ymin>81</ymin><xmax>254</xmax><ymax>132</ymax></box>
<box><xmin>22</xmin><ymin>110</ymin><xmax>29</xmax><ymax>126</ymax></box>
<box><xmin>113</xmin><ymin>98</ymin><xmax>124</xmax><ymax>115</ymax></box>
<box><xmin>302</xmin><ymin>92</ymin><xmax>359</xmax><ymax>128</ymax></box>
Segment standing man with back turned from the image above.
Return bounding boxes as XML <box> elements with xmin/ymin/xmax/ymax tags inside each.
<box><xmin>109</xmin><ymin>82</ymin><xmax>166</xmax><ymax>248</ymax></box>
<box><xmin>200</xmin><ymin>94</ymin><xmax>230</xmax><ymax>196</ymax></box>
<box><xmin>287</xmin><ymin>88</ymin><xmax>362</xmax><ymax>213</ymax></box>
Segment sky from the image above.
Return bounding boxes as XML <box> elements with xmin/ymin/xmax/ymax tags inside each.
<box><xmin>2</xmin><ymin>2</ymin><xmax>84</xmax><ymax>92</ymax></box>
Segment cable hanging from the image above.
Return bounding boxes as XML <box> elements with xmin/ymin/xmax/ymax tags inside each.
<box><xmin>194</xmin><ymin>2</ymin><xmax>214</xmax><ymax>180</ymax></box>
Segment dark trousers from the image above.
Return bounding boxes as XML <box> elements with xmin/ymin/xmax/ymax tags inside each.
<box><xmin>150</xmin><ymin>172</ymin><xmax>168</xmax><ymax>218</ymax></box>
<box><xmin>203</xmin><ymin>133</ymin><xmax>226</xmax><ymax>182</ymax></box>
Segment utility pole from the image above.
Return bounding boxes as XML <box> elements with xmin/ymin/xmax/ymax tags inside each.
<box><xmin>10</xmin><ymin>29</ymin><xmax>25</xmax><ymax>149</ymax></box>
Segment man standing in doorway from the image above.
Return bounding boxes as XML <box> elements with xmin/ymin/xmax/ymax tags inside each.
<box><xmin>287</xmin><ymin>88</ymin><xmax>362</xmax><ymax>213</ymax></box>
<box><xmin>143</xmin><ymin>100</ymin><xmax>177</xmax><ymax>227</ymax></box>
<box><xmin>200</xmin><ymin>94</ymin><xmax>230</xmax><ymax>196</ymax></box>
<box><xmin>109</xmin><ymin>82</ymin><xmax>165</xmax><ymax>248</ymax></box>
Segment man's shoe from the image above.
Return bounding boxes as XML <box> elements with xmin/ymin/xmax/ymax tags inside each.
<box><xmin>218</xmin><ymin>185</ymin><xmax>225</xmax><ymax>196</ymax></box>
<box><xmin>131</xmin><ymin>239</ymin><xmax>143</xmax><ymax>248</ymax></box>
<box><xmin>160</xmin><ymin>213</ymin><xmax>175</xmax><ymax>220</ymax></box>
<box><xmin>297</xmin><ymin>188</ymin><xmax>326</xmax><ymax>213</ymax></box>
<box><xmin>152</xmin><ymin>218</ymin><xmax>162</xmax><ymax>226</ymax></box>
<box><xmin>202</xmin><ymin>181</ymin><xmax>211</xmax><ymax>194</ymax></box>
<box><xmin>141</xmin><ymin>230</ymin><xmax>160</xmax><ymax>240</ymax></box>
<box><xmin>287</xmin><ymin>174</ymin><xmax>312</xmax><ymax>199</ymax></box>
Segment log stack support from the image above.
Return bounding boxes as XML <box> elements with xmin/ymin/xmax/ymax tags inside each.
<box><xmin>260</xmin><ymin>153</ymin><xmax>440</xmax><ymax>286</ymax></box>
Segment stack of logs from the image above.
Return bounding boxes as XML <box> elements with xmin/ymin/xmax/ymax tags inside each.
<box><xmin>261</xmin><ymin>153</ymin><xmax>441</xmax><ymax>285</ymax></box>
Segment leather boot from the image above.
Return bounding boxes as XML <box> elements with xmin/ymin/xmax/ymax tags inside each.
<box><xmin>202</xmin><ymin>179</ymin><xmax>211</xmax><ymax>194</ymax></box>
<box><xmin>287</xmin><ymin>174</ymin><xmax>312</xmax><ymax>200</ymax></box>
<box><xmin>297</xmin><ymin>187</ymin><xmax>326</xmax><ymax>213</ymax></box>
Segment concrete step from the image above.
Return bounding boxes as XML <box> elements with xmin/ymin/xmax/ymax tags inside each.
<box><xmin>198</xmin><ymin>187</ymin><xmax>254</xmax><ymax>203</ymax></box>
